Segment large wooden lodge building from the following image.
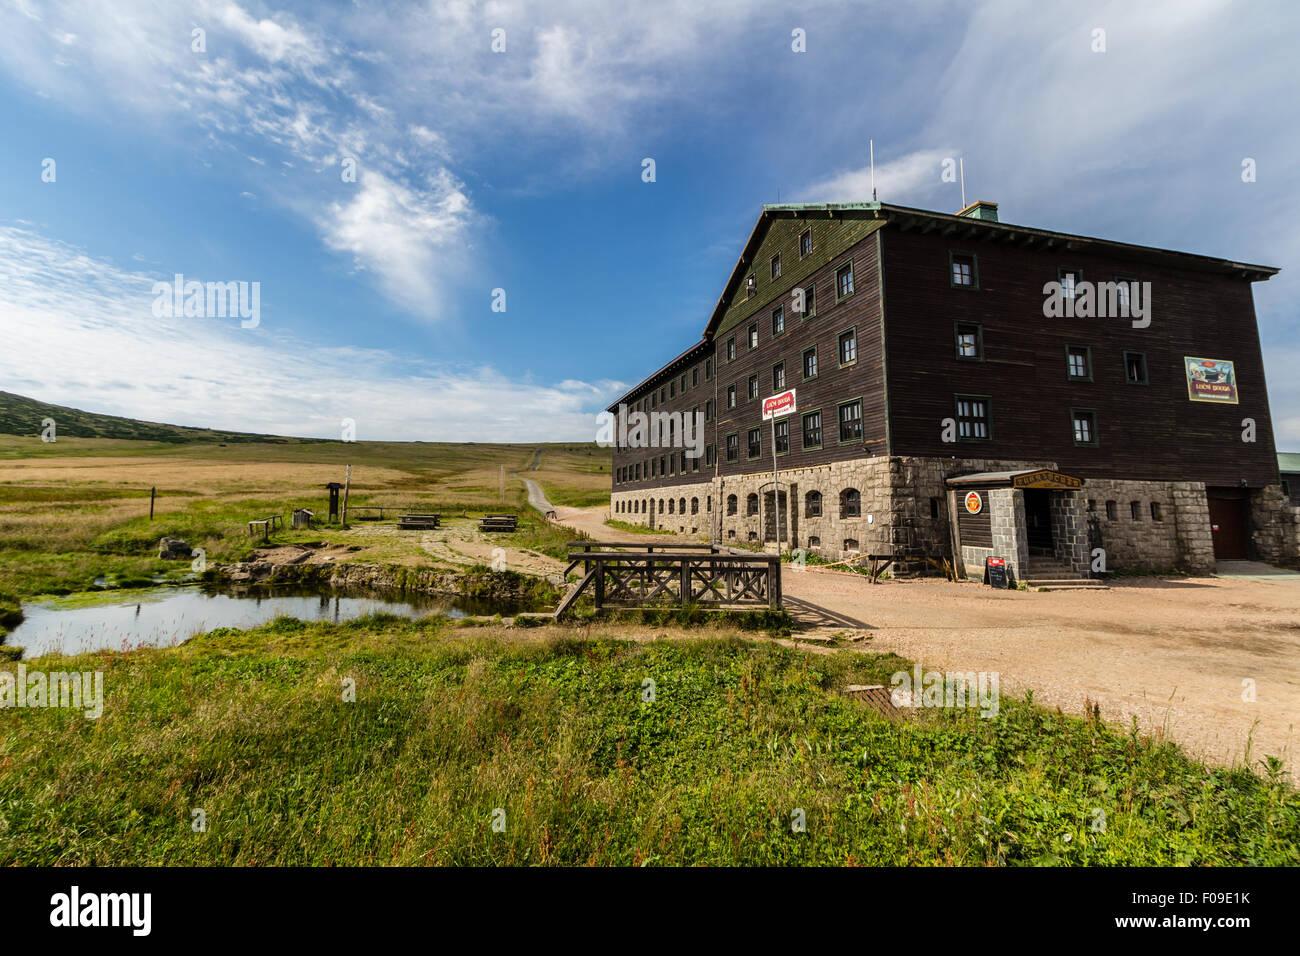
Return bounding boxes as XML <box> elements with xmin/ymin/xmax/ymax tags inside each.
<box><xmin>607</xmin><ymin>200</ymin><xmax>1292</xmax><ymax>583</ymax></box>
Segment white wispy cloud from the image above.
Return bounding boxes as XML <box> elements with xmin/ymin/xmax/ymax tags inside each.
<box><xmin>0</xmin><ymin>225</ymin><xmax>621</xmax><ymax>440</ymax></box>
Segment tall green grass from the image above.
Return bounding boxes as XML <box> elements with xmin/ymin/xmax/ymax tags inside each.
<box><xmin>2</xmin><ymin>619</ymin><xmax>1294</xmax><ymax>865</ymax></box>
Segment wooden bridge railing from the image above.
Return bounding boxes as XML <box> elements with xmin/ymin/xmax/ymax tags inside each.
<box><xmin>555</xmin><ymin>544</ymin><xmax>781</xmax><ymax>618</ymax></box>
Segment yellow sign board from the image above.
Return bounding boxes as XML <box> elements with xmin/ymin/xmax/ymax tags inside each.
<box><xmin>1011</xmin><ymin>470</ymin><xmax>1084</xmax><ymax>490</ymax></box>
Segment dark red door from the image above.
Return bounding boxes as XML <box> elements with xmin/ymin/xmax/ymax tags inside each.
<box><xmin>1207</xmin><ymin>494</ymin><xmax>1248</xmax><ymax>560</ymax></box>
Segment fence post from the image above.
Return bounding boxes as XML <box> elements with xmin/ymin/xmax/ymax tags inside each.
<box><xmin>595</xmin><ymin>559</ymin><xmax>605</xmax><ymax>611</ymax></box>
<box><xmin>769</xmin><ymin>555</ymin><xmax>781</xmax><ymax>609</ymax></box>
<box><xmin>680</xmin><ymin>557</ymin><xmax>691</xmax><ymax>604</ymax></box>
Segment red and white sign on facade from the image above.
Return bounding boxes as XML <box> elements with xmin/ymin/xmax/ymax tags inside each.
<box><xmin>762</xmin><ymin>388</ymin><xmax>797</xmax><ymax>420</ymax></box>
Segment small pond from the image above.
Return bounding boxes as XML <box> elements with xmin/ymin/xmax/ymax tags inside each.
<box><xmin>4</xmin><ymin>585</ymin><xmax>529</xmax><ymax>659</ymax></box>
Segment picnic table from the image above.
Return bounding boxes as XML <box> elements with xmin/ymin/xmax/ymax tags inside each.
<box><xmin>397</xmin><ymin>513</ymin><xmax>441</xmax><ymax>530</ymax></box>
<box><xmin>479</xmin><ymin>514</ymin><xmax>518</xmax><ymax>532</ymax></box>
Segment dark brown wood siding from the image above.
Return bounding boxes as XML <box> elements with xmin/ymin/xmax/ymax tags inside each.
<box><xmin>711</xmin><ymin>231</ymin><xmax>886</xmax><ymax>480</ymax></box>
<box><xmin>956</xmin><ymin>496</ymin><xmax>993</xmax><ymax>547</ymax></box>
<box><xmin>881</xmin><ymin>226</ymin><xmax>1279</xmax><ymax>486</ymax></box>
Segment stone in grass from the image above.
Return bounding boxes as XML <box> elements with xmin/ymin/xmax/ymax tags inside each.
<box><xmin>158</xmin><ymin>537</ymin><xmax>191</xmax><ymax>560</ymax></box>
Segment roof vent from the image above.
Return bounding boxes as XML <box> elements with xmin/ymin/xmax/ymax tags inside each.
<box><xmin>957</xmin><ymin>200</ymin><xmax>999</xmax><ymax>222</ymax></box>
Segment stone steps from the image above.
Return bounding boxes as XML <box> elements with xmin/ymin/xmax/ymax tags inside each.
<box><xmin>1022</xmin><ymin>556</ymin><xmax>1107</xmax><ymax>590</ymax></box>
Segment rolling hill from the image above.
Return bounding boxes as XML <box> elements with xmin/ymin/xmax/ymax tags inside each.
<box><xmin>0</xmin><ymin>391</ymin><xmax>318</xmax><ymax>444</ymax></box>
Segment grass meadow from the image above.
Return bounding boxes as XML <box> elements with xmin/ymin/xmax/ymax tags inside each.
<box><xmin>2</xmin><ymin>618</ymin><xmax>1296</xmax><ymax>865</ymax></box>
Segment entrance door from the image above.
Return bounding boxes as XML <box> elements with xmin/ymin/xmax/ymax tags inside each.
<box><xmin>1206</xmin><ymin>491</ymin><xmax>1249</xmax><ymax>559</ymax></box>
<box><xmin>1024</xmin><ymin>489</ymin><xmax>1054</xmax><ymax>554</ymax></box>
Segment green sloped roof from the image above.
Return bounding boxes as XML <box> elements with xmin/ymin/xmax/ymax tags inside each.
<box><xmin>711</xmin><ymin>213</ymin><xmax>885</xmax><ymax>340</ymax></box>
<box><xmin>1278</xmin><ymin>452</ymin><xmax>1300</xmax><ymax>473</ymax></box>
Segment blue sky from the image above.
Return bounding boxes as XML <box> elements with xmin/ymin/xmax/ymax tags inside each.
<box><xmin>0</xmin><ymin>0</ymin><xmax>1296</xmax><ymax>443</ymax></box>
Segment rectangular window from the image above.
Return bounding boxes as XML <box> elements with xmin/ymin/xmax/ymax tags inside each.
<box><xmin>838</xmin><ymin>400</ymin><xmax>863</xmax><ymax>442</ymax></box>
<box><xmin>659</xmin><ymin>387</ymin><xmax>665</xmax><ymax>403</ymax></box>
<box><xmin>668</xmin><ymin>454</ymin><xmax>675</xmax><ymax>476</ymax></box>
<box><xmin>799</xmin><ymin>227</ymin><xmax>813</xmax><ymax>257</ymax></box>
<box><xmin>705</xmin><ymin>443</ymin><xmax>715</xmax><ymax>467</ymax></box>
<box><xmin>651</xmin><ymin>391</ymin><xmax>657</xmax><ymax>409</ymax></box>
<box><xmin>705</xmin><ymin>398</ymin><xmax>714</xmax><ymax>422</ymax></box>
<box><xmin>836</xmin><ymin>261</ymin><xmax>854</xmax><ymax>299</ymax></box>
<box><xmin>747</xmin><ymin>427</ymin><xmax>761</xmax><ymax>459</ymax></box>
<box><xmin>1059</xmin><ymin>268</ymin><xmax>1082</xmax><ymax>299</ymax></box>
<box><xmin>1066</xmin><ymin>344</ymin><xmax>1092</xmax><ymax>381</ymax></box>
<box><xmin>838</xmin><ymin>328</ymin><xmax>857</xmax><ymax>365</ymax></box>
<box><xmin>803</xmin><ymin>347</ymin><xmax>818</xmax><ymax>380</ymax></box>
<box><xmin>746</xmin><ymin>274</ymin><xmax>756</xmax><ymax>298</ymax></box>
<box><xmin>748</xmin><ymin>322</ymin><xmax>758</xmax><ymax>350</ymax></box>
<box><xmin>772</xmin><ymin>362</ymin><xmax>785</xmax><ymax>391</ymax></box>
<box><xmin>775</xmin><ymin>419</ymin><xmax>789</xmax><ymax>454</ymax></box>
<box><xmin>691</xmin><ymin>366</ymin><xmax>699</xmax><ymax>387</ymax></box>
<box><xmin>950</xmin><ymin>252</ymin><xmax>977</xmax><ymax>288</ymax></box>
<box><xmin>1124</xmin><ymin>350</ymin><xmax>1148</xmax><ymax>385</ymax></box>
<box><xmin>669</xmin><ymin>380</ymin><xmax>675</xmax><ymax>398</ymax></box>
<box><xmin>680</xmin><ymin>373</ymin><xmax>686</xmax><ymax>393</ymax></box>
<box><xmin>955</xmin><ymin>322</ymin><xmax>982</xmax><ymax>360</ymax></box>
<box><xmin>770</xmin><ymin>253</ymin><xmax>781</xmax><ymax>279</ymax></box>
<box><xmin>1072</xmin><ymin>409</ymin><xmax>1098</xmax><ymax>446</ymax></box>
<box><xmin>955</xmin><ymin>395</ymin><xmax>991</xmax><ymax>441</ymax></box>
<box><xmin>726</xmin><ymin>338</ymin><xmax>735</xmax><ymax>362</ymax></box>
<box><xmin>802</xmin><ymin>283</ymin><xmax>816</xmax><ymax>318</ymax></box>
<box><xmin>705</xmin><ymin>358</ymin><xmax>713</xmax><ymax>380</ymax></box>
<box><xmin>802</xmin><ymin>410</ymin><xmax>822</xmax><ymax>449</ymax></box>
<box><xmin>747</xmin><ymin>374</ymin><xmax>759</xmax><ymax>400</ymax></box>
<box><xmin>726</xmin><ymin>384</ymin><xmax>737</xmax><ymax>409</ymax></box>
<box><xmin>725</xmin><ymin>433</ymin><xmax>739</xmax><ymax>462</ymax></box>
<box><xmin>771</xmin><ymin>306</ymin><xmax>785</xmax><ymax>336</ymax></box>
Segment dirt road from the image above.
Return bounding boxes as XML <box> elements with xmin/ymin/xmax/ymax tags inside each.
<box><xmin>553</xmin><ymin>505</ymin><xmax>1300</xmax><ymax>776</ymax></box>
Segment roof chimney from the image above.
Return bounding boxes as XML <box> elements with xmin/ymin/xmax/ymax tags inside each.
<box><xmin>957</xmin><ymin>200</ymin><xmax>999</xmax><ymax>222</ymax></box>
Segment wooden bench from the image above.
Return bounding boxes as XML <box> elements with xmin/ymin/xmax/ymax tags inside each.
<box><xmin>397</xmin><ymin>513</ymin><xmax>441</xmax><ymax>530</ymax></box>
<box><xmin>479</xmin><ymin>514</ymin><xmax>518</xmax><ymax>532</ymax></box>
<box><xmin>248</xmin><ymin>514</ymin><xmax>283</xmax><ymax>542</ymax></box>
<box><xmin>348</xmin><ymin>506</ymin><xmax>386</xmax><ymax>521</ymax></box>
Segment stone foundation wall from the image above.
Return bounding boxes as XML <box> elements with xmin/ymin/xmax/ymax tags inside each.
<box><xmin>1249</xmin><ymin>484</ymin><xmax>1294</xmax><ymax>563</ymax></box>
<box><xmin>611</xmin><ymin>480</ymin><xmax>714</xmax><ymax>536</ymax></box>
<box><xmin>1077</xmin><ymin>478</ymin><xmax>1205</xmax><ymax>572</ymax></box>
<box><xmin>1049</xmin><ymin>492</ymin><xmax>1090</xmax><ymax>574</ymax></box>
<box><xmin>610</xmin><ymin>461</ymin><xmax>1288</xmax><ymax>572</ymax></box>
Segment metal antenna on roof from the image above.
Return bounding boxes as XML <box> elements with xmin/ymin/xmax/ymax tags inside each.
<box><xmin>960</xmin><ymin>157</ymin><xmax>966</xmax><ymax>209</ymax></box>
<box><xmin>869</xmin><ymin>140</ymin><xmax>877</xmax><ymax>201</ymax></box>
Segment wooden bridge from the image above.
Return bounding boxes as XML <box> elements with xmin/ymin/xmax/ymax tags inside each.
<box><xmin>553</xmin><ymin>542</ymin><xmax>781</xmax><ymax>619</ymax></box>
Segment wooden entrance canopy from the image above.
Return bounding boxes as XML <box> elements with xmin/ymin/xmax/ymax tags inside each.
<box><xmin>946</xmin><ymin>468</ymin><xmax>1085</xmax><ymax>490</ymax></box>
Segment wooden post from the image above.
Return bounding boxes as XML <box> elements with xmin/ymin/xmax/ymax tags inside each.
<box><xmin>768</xmin><ymin>554</ymin><xmax>781</xmax><ymax>609</ymax></box>
<box><xmin>341</xmin><ymin>465</ymin><xmax>351</xmax><ymax>530</ymax></box>
<box><xmin>594</xmin><ymin>560</ymin><xmax>605</xmax><ymax>612</ymax></box>
<box><xmin>149</xmin><ymin>486</ymin><xmax>156</xmax><ymax>520</ymax></box>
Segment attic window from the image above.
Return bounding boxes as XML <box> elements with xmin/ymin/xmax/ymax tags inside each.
<box><xmin>770</xmin><ymin>254</ymin><xmax>782</xmax><ymax>280</ymax></box>
<box><xmin>746</xmin><ymin>274</ymin><xmax>757</xmax><ymax>298</ymax></box>
<box><xmin>799</xmin><ymin>228</ymin><xmax>813</xmax><ymax>258</ymax></box>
